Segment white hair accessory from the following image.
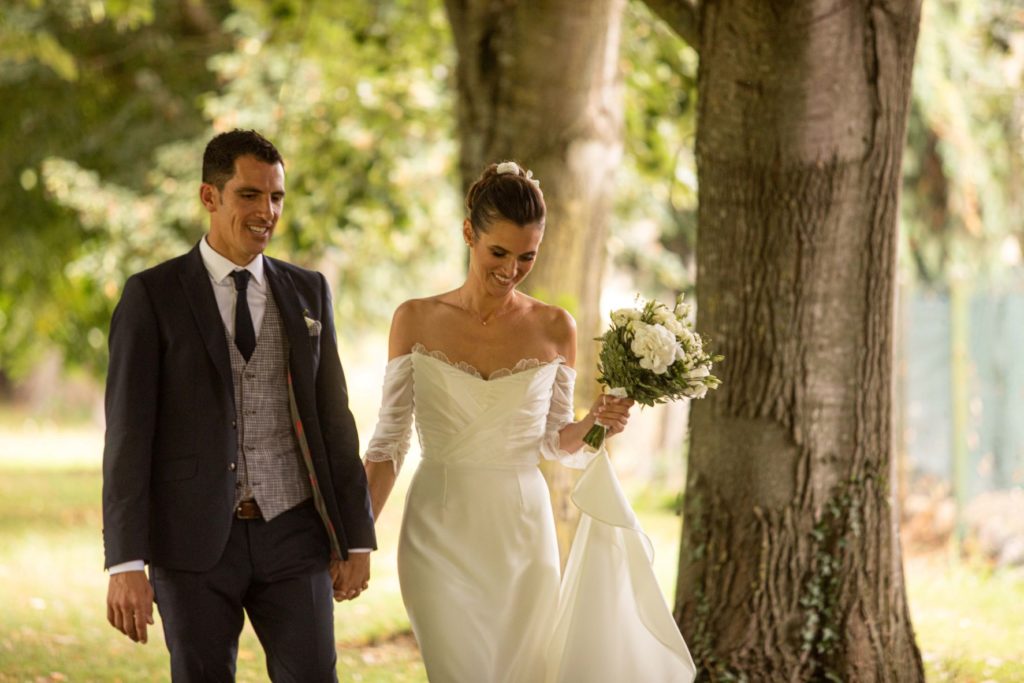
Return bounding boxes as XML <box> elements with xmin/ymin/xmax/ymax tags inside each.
<box><xmin>496</xmin><ymin>161</ymin><xmax>520</xmax><ymax>175</ymax></box>
<box><xmin>495</xmin><ymin>160</ymin><xmax>540</xmax><ymax>188</ymax></box>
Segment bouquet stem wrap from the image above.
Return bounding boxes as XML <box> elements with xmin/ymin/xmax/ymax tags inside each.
<box><xmin>582</xmin><ymin>387</ymin><xmax>628</xmax><ymax>452</ymax></box>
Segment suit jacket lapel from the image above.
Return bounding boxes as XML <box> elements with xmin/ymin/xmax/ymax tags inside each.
<box><xmin>179</xmin><ymin>244</ymin><xmax>234</xmax><ymax>400</ymax></box>
<box><xmin>264</xmin><ymin>259</ymin><xmax>315</xmax><ymax>387</ymax></box>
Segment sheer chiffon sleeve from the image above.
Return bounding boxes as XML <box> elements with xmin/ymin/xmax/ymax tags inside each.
<box><xmin>363</xmin><ymin>354</ymin><xmax>414</xmax><ymax>474</ymax></box>
<box><xmin>539</xmin><ymin>363</ymin><xmax>596</xmax><ymax>469</ymax></box>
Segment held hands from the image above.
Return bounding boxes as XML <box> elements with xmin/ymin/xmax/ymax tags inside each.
<box><xmin>106</xmin><ymin>570</ymin><xmax>155</xmax><ymax>644</ymax></box>
<box><xmin>589</xmin><ymin>394</ymin><xmax>635</xmax><ymax>438</ymax></box>
<box><xmin>330</xmin><ymin>553</ymin><xmax>370</xmax><ymax>602</ymax></box>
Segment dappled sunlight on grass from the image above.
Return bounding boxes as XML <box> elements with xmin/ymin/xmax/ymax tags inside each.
<box><xmin>0</xmin><ymin>413</ymin><xmax>104</xmax><ymax>471</ymax></box>
<box><xmin>907</xmin><ymin>552</ymin><xmax>1024</xmax><ymax>682</ymax></box>
<box><xmin>3</xmin><ymin>419</ymin><xmax>1023</xmax><ymax>681</ymax></box>
<box><xmin>0</xmin><ymin>418</ymin><xmax>423</xmax><ymax>682</ymax></box>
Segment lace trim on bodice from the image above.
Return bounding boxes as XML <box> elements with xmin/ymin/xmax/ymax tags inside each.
<box><xmin>364</xmin><ymin>345</ymin><xmax>590</xmax><ymax>473</ymax></box>
<box><xmin>411</xmin><ymin>343</ymin><xmax>565</xmax><ymax>381</ymax></box>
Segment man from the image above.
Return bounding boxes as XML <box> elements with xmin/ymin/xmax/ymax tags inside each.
<box><xmin>102</xmin><ymin>129</ymin><xmax>375</xmax><ymax>682</ymax></box>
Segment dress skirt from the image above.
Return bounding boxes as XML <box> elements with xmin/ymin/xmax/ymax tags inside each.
<box><xmin>398</xmin><ymin>459</ymin><xmax>561</xmax><ymax>683</ymax></box>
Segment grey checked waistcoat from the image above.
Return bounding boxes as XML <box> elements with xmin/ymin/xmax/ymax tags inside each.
<box><xmin>227</xmin><ymin>289</ymin><xmax>312</xmax><ymax>520</ymax></box>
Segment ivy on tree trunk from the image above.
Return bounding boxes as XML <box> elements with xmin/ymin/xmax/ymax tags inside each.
<box><xmin>667</xmin><ymin>0</ymin><xmax>926</xmax><ymax>679</ymax></box>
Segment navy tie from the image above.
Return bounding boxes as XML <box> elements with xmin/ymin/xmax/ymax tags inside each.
<box><xmin>229</xmin><ymin>270</ymin><xmax>256</xmax><ymax>361</ymax></box>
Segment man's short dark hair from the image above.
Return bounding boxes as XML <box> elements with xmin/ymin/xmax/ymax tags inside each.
<box><xmin>202</xmin><ymin>129</ymin><xmax>284</xmax><ymax>189</ymax></box>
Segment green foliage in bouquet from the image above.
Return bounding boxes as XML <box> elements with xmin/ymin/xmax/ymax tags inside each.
<box><xmin>583</xmin><ymin>294</ymin><xmax>722</xmax><ymax>450</ymax></box>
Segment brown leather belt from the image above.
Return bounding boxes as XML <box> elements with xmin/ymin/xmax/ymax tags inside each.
<box><xmin>235</xmin><ymin>499</ymin><xmax>263</xmax><ymax>520</ymax></box>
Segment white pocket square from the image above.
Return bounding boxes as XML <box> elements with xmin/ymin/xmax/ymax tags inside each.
<box><xmin>303</xmin><ymin>315</ymin><xmax>322</xmax><ymax>336</ymax></box>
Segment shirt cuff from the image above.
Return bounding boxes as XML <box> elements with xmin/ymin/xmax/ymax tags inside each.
<box><xmin>347</xmin><ymin>548</ymin><xmax>372</xmax><ymax>553</ymax></box>
<box><xmin>108</xmin><ymin>560</ymin><xmax>146</xmax><ymax>574</ymax></box>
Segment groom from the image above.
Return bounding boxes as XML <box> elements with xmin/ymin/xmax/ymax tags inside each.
<box><xmin>102</xmin><ymin>129</ymin><xmax>375</xmax><ymax>681</ymax></box>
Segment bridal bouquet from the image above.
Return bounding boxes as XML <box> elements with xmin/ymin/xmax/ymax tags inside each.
<box><xmin>582</xmin><ymin>294</ymin><xmax>722</xmax><ymax>451</ymax></box>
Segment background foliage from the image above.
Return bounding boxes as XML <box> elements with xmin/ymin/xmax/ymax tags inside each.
<box><xmin>901</xmin><ymin>0</ymin><xmax>1024</xmax><ymax>286</ymax></box>
<box><xmin>3</xmin><ymin>1</ymin><xmax>1023</xmax><ymax>374</ymax></box>
<box><xmin>0</xmin><ymin>0</ymin><xmax>710</xmax><ymax>381</ymax></box>
<box><xmin>1</xmin><ymin>0</ymin><xmax>1023</xmax><ymax>680</ymax></box>
<box><xmin>1</xmin><ymin>0</ymin><xmax>459</xmax><ymax>378</ymax></box>
<box><xmin>1</xmin><ymin>0</ymin><xmax>227</xmax><ymax>375</ymax></box>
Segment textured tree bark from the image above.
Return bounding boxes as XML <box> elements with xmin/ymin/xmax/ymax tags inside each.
<box><xmin>666</xmin><ymin>0</ymin><xmax>926</xmax><ymax>679</ymax></box>
<box><xmin>444</xmin><ymin>0</ymin><xmax>626</xmax><ymax>560</ymax></box>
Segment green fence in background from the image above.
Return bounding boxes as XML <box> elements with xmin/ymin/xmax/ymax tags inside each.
<box><xmin>902</xmin><ymin>285</ymin><xmax>1024</xmax><ymax>497</ymax></box>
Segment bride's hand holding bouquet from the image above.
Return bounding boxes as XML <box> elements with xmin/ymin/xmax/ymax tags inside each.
<box><xmin>583</xmin><ymin>294</ymin><xmax>722</xmax><ymax>451</ymax></box>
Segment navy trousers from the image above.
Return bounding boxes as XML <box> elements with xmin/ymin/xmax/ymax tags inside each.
<box><xmin>151</xmin><ymin>501</ymin><xmax>337</xmax><ymax>682</ymax></box>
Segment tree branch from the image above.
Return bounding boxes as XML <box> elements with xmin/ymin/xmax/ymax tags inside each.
<box><xmin>640</xmin><ymin>0</ymin><xmax>700</xmax><ymax>52</ymax></box>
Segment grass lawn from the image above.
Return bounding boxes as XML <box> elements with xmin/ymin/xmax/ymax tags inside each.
<box><xmin>0</xmin><ymin>421</ymin><xmax>423</xmax><ymax>682</ymax></box>
<box><xmin>906</xmin><ymin>552</ymin><xmax>1024</xmax><ymax>682</ymax></box>
<box><xmin>1</xmin><ymin>419</ymin><xmax>1022</xmax><ymax>681</ymax></box>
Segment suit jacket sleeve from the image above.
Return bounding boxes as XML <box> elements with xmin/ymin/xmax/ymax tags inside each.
<box><xmin>102</xmin><ymin>275</ymin><xmax>159</xmax><ymax>568</ymax></box>
<box><xmin>315</xmin><ymin>273</ymin><xmax>377</xmax><ymax>551</ymax></box>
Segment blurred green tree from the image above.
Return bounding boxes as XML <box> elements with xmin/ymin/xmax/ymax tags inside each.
<box><xmin>199</xmin><ymin>0</ymin><xmax>458</xmax><ymax>326</ymax></box>
<box><xmin>613</xmin><ymin>2</ymin><xmax>699</xmax><ymax>298</ymax></box>
<box><xmin>901</xmin><ymin>0</ymin><xmax>1024</xmax><ymax>285</ymax></box>
<box><xmin>1</xmin><ymin>0</ymin><xmax>458</xmax><ymax>379</ymax></box>
<box><xmin>0</xmin><ymin>0</ymin><xmax>232</xmax><ymax>377</ymax></box>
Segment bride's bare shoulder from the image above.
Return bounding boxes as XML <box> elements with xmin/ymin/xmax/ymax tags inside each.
<box><xmin>393</xmin><ymin>293</ymin><xmax>460</xmax><ymax>321</ymax></box>
<box><xmin>518</xmin><ymin>295</ymin><xmax>577</xmax><ymax>360</ymax></box>
<box><xmin>388</xmin><ymin>293</ymin><xmax>460</xmax><ymax>357</ymax></box>
<box><xmin>519</xmin><ymin>295</ymin><xmax>575</xmax><ymax>331</ymax></box>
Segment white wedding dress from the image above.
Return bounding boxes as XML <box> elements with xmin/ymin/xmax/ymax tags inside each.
<box><xmin>365</xmin><ymin>344</ymin><xmax>695</xmax><ymax>683</ymax></box>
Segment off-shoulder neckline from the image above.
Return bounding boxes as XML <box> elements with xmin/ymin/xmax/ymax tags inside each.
<box><xmin>406</xmin><ymin>343</ymin><xmax>569</xmax><ymax>381</ymax></box>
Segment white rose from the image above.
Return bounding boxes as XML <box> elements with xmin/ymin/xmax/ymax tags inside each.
<box><xmin>684</xmin><ymin>365</ymin><xmax>710</xmax><ymax>379</ymax></box>
<box><xmin>630</xmin><ymin>322</ymin><xmax>679</xmax><ymax>375</ymax></box>
<box><xmin>611</xmin><ymin>307</ymin><xmax>641</xmax><ymax>327</ymax></box>
<box><xmin>675</xmin><ymin>299</ymin><xmax>691</xmax><ymax>319</ymax></box>
<box><xmin>662</xmin><ymin>316</ymin><xmax>686</xmax><ymax>338</ymax></box>
<box><xmin>651</xmin><ymin>303</ymin><xmax>673</xmax><ymax>325</ymax></box>
<box><xmin>686</xmin><ymin>383</ymin><xmax>709</xmax><ymax>399</ymax></box>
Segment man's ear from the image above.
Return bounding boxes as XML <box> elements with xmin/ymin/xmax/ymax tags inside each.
<box><xmin>199</xmin><ymin>183</ymin><xmax>219</xmax><ymax>213</ymax></box>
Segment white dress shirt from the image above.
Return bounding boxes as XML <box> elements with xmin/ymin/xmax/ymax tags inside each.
<box><xmin>199</xmin><ymin>236</ymin><xmax>269</xmax><ymax>343</ymax></box>
<box><xmin>110</xmin><ymin>239</ymin><xmax>365</xmax><ymax>576</ymax></box>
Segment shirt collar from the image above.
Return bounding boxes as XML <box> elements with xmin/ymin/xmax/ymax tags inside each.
<box><xmin>199</xmin><ymin>236</ymin><xmax>265</xmax><ymax>286</ymax></box>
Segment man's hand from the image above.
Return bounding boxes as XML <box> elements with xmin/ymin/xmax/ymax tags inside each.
<box><xmin>106</xmin><ymin>570</ymin><xmax>155</xmax><ymax>643</ymax></box>
<box><xmin>330</xmin><ymin>553</ymin><xmax>370</xmax><ymax>602</ymax></box>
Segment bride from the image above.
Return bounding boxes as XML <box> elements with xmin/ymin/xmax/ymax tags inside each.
<box><xmin>363</xmin><ymin>161</ymin><xmax>695</xmax><ymax>682</ymax></box>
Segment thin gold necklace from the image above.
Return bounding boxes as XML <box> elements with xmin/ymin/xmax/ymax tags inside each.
<box><xmin>459</xmin><ymin>287</ymin><xmax>515</xmax><ymax>326</ymax></box>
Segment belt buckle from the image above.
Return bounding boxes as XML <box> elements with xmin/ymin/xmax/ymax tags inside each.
<box><xmin>236</xmin><ymin>499</ymin><xmax>262</xmax><ymax>520</ymax></box>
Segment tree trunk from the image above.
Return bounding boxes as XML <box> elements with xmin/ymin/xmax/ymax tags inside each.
<box><xmin>444</xmin><ymin>0</ymin><xmax>625</xmax><ymax>560</ymax></box>
<box><xmin>671</xmin><ymin>0</ymin><xmax>926</xmax><ymax>679</ymax></box>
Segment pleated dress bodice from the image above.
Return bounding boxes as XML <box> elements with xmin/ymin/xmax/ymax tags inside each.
<box><xmin>409</xmin><ymin>345</ymin><xmax>564</xmax><ymax>470</ymax></box>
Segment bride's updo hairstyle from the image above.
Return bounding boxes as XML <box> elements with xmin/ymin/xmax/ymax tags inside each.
<box><xmin>465</xmin><ymin>161</ymin><xmax>546</xmax><ymax>238</ymax></box>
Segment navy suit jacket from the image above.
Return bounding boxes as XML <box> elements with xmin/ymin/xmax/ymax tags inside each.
<box><xmin>102</xmin><ymin>243</ymin><xmax>376</xmax><ymax>571</ymax></box>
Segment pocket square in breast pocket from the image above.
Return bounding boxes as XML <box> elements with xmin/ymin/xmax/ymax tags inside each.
<box><xmin>303</xmin><ymin>315</ymin><xmax>322</xmax><ymax>336</ymax></box>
